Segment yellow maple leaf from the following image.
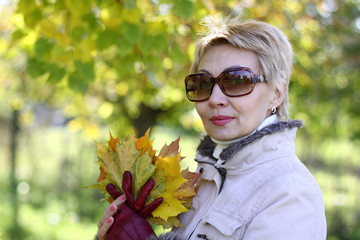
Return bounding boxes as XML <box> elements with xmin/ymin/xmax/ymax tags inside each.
<box><xmin>95</xmin><ymin>141</ymin><xmax>123</xmax><ymax>190</ymax></box>
<box><xmin>150</xmin><ymin>154</ymin><xmax>189</xmax><ymax>222</ymax></box>
<box><xmin>151</xmin><ymin>192</ymin><xmax>188</xmax><ymax>221</ymax></box>
<box><xmin>90</xmin><ymin>132</ymin><xmax>156</xmax><ymax>201</ymax></box>
<box><xmin>147</xmin><ymin>216</ymin><xmax>183</xmax><ymax>229</ymax></box>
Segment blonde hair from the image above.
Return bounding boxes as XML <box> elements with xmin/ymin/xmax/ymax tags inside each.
<box><xmin>191</xmin><ymin>16</ymin><xmax>293</xmax><ymax>120</ymax></box>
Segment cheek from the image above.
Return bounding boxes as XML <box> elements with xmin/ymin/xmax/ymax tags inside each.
<box><xmin>195</xmin><ymin>103</ymin><xmax>204</xmax><ymax>117</ymax></box>
<box><xmin>229</xmin><ymin>98</ymin><xmax>248</xmax><ymax>116</ymax></box>
<box><xmin>230</xmin><ymin>96</ymin><xmax>267</xmax><ymax>121</ymax></box>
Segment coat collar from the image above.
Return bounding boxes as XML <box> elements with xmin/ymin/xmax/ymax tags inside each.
<box><xmin>195</xmin><ymin>120</ymin><xmax>303</xmax><ymax>194</ymax></box>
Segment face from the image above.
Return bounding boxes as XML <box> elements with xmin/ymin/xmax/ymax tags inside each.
<box><xmin>195</xmin><ymin>44</ymin><xmax>276</xmax><ymax>141</ymax></box>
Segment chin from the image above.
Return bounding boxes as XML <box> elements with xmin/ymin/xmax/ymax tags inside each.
<box><xmin>210</xmin><ymin>132</ymin><xmax>237</xmax><ymax>141</ymax></box>
<box><xmin>205</xmin><ymin>125</ymin><xmax>243</xmax><ymax>141</ymax></box>
<box><xmin>210</xmin><ymin>129</ymin><xmax>248</xmax><ymax>141</ymax></box>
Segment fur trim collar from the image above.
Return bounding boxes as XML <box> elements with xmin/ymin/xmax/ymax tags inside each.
<box><xmin>197</xmin><ymin>120</ymin><xmax>303</xmax><ymax>161</ymax></box>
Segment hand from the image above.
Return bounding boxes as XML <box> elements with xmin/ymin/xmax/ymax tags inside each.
<box><xmin>100</xmin><ymin>171</ymin><xmax>163</xmax><ymax>240</ymax></box>
<box><xmin>97</xmin><ymin>194</ymin><xmax>127</xmax><ymax>240</ymax></box>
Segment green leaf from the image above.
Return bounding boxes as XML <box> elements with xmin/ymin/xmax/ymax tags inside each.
<box><xmin>113</xmin><ymin>56</ymin><xmax>135</xmax><ymax>76</ymax></box>
<box><xmin>10</xmin><ymin>30</ymin><xmax>27</xmax><ymax>47</ymax></box>
<box><xmin>68</xmin><ymin>73</ymin><xmax>88</xmax><ymax>93</ymax></box>
<box><xmin>133</xmin><ymin>153</ymin><xmax>156</xmax><ymax>199</ymax></box>
<box><xmin>74</xmin><ymin>60</ymin><xmax>95</xmax><ymax>82</ymax></box>
<box><xmin>169</xmin><ymin>41</ymin><xmax>187</xmax><ymax>64</ymax></box>
<box><xmin>17</xmin><ymin>0</ymin><xmax>38</xmax><ymax>15</ymax></box>
<box><xmin>83</xmin><ymin>12</ymin><xmax>98</xmax><ymax>30</ymax></box>
<box><xmin>114</xmin><ymin>37</ymin><xmax>134</xmax><ymax>56</ymax></box>
<box><xmin>120</xmin><ymin>21</ymin><xmax>142</xmax><ymax>45</ymax></box>
<box><xmin>23</xmin><ymin>9</ymin><xmax>43</xmax><ymax>28</ymax></box>
<box><xmin>71</xmin><ymin>26</ymin><xmax>88</xmax><ymax>42</ymax></box>
<box><xmin>139</xmin><ymin>35</ymin><xmax>167</xmax><ymax>57</ymax></box>
<box><xmin>27</xmin><ymin>58</ymin><xmax>45</xmax><ymax>78</ymax></box>
<box><xmin>44</xmin><ymin>64</ymin><xmax>66</xmax><ymax>84</ymax></box>
<box><xmin>64</xmin><ymin>0</ymin><xmax>92</xmax><ymax>15</ymax></box>
<box><xmin>172</xmin><ymin>0</ymin><xmax>194</xmax><ymax>19</ymax></box>
<box><xmin>96</xmin><ymin>29</ymin><xmax>119</xmax><ymax>50</ymax></box>
<box><xmin>147</xmin><ymin>169</ymin><xmax>166</xmax><ymax>203</ymax></box>
<box><xmin>35</xmin><ymin>38</ymin><xmax>54</xmax><ymax>59</ymax></box>
<box><xmin>67</xmin><ymin>60</ymin><xmax>95</xmax><ymax>92</ymax></box>
<box><xmin>54</xmin><ymin>0</ymin><xmax>66</xmax><ymax>11</ymax></box>
<box><xmin>50</xmin><ymin>45</ymin><xmax>74</xmax><ymax>63</ymax></box>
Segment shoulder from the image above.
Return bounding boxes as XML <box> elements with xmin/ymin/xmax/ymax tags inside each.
<box><xmin>244</xmin><ymin>169</ymin><xmax>327</xmax><ymax>239</ymax></box>
<box><xmin>259</xmin><ymin>158</ymin><xmax>324</xmax><ymax>205</ymax></box>
<box><xmin>258</xmin><ymin>168</ymin><xmax>326</xmax><ymax>227</ymax></box>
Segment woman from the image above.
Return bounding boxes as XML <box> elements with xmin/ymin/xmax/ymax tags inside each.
<box><xmin>97</xmin><ymin>16</ymin><xmax>327</xmax><ymax>240</ymax></box>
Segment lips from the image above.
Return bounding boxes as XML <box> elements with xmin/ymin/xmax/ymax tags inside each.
<box><xmin>210</xmin><ymin>115</ymin><xmax>234</xmax><ymax>126</ymax></box>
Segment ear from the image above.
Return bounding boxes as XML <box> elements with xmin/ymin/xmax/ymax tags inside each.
<box><xmin>270</xmin><ymin>83</ymin><xmax>287</xmax><ymax>109</ymax></box>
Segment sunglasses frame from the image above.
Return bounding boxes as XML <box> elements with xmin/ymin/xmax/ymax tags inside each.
<box><xmin>185</xmin><ymin>67</ymin><xmax>267</xmax><ymax>102</ymax></box>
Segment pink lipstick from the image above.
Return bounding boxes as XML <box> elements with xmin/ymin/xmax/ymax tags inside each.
<box><xmin>210</xmin><ymin>115</ymin><xmax>234</xmax><ymax>126</ymax></box>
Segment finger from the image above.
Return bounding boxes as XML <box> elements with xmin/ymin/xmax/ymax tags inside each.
<box><xmin>112</xmin><ymin>193</ymin><xmax>127</xmax><ymax>207</ymax></box>
<box><xmin>140</xmin><ymin>197</ymin><xmax>163</xmax><ymax>217</ymax></box>
<box><xmin>134</xmin><ymin>178</ymin><xmax>154</xmax><ymax>212</ymax></box>
<box><xmin>98</xmin><ymin>203</ymin><xmax>117</xmax><ymax>229</ymax></box>
<box><xmin>98</xmin><ymin>195</ymin><xmax>126</xmax><ymax>228</ymax></box>
<box><xmin>106</xmin><ymin>183</ymin><xmax>122</xmax><ymax>200</ymax></box>
<box><xmin>97</xmin><ymin>216</ymin><xmax>114</xmax><ymax>239</ymax></box>
<box><xmin>122</xmin><ymin>171</ymin><xmax>135</xmax><ymax>207</ymax></box>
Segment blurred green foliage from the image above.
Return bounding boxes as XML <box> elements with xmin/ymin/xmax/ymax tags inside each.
<box><xmin>0</xmin><ymin>0</ymin><xmax>359</xmax><ymax>239</ymax></box>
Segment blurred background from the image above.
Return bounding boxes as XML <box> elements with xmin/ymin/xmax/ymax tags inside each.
<box><xmin>0</xmin><ymin>0</ymin><xmax>359</xmax><ymax>239</ymax></box>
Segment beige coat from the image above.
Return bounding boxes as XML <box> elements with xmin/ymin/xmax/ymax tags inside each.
<box><xmin>174</xmin><ymin>121</ymin><xmax>327</xmax><ymax>240</ymax></box>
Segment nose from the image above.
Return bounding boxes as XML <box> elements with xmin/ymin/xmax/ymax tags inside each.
<box><xmin>208</xmin><ymin>84</ymin><xmax>228</xmax><ymax>107</ymax></box>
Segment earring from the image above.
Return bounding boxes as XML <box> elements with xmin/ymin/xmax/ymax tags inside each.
<box><xmin>271</xmin><ymin>106</ymin><xmax>277</xmax><ymax>115</ymax></box>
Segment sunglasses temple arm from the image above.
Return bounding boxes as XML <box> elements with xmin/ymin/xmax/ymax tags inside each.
<box><xmin>255</xmin><ymin>74</ymin><xmax>267</xmax><ymax>83</ymax></box>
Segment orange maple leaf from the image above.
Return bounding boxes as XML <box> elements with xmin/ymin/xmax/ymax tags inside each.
<box><xmin>135</xmin><ymin>128</ymin><xmax>156</xmax><ymax>160</ymax></box>
<box><xmin>97</xmin><ymin>166</ymin><xmax>107</xmax><ymax>183</ymax></box>
<box><xmin>175</xmin><ymin>168</ymin><xmax>201</xmax><ymax>200</ymax></box>
<box><xmin>159</xmin><ymin>137</ymin><xmax>180</xmax><ymax>157</ymax></box>
<box><xmin>159</xmin><ymin>137</ymin><xmax>186</xmax><ymax>161</ymax></box>
<box><xmin>108</xmin><ymin>132</ymin><xmax>120</xmax><ymax>153</ymax></box>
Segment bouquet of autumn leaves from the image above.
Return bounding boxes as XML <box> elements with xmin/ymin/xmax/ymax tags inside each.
<box><xmin>89</xmin><ymin>129</ymin><xmax>201</xmax><ymax>229</ymax></box>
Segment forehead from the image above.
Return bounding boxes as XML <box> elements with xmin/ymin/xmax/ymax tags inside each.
<box><xmin>198</xmin><ymin>45</ymin><xmax>260</xmax><ymax>76</ymax></box>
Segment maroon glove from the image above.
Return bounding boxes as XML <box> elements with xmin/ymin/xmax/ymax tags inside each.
<box><xmin>105</xmin><ymin>171</ymin><xmax>163</xmax><ymax>240</ymax></box>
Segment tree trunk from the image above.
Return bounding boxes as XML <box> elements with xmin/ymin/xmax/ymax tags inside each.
<box><xmin>132</xmin><ymin>104</ymin><xmax>164</xmax><ymax>136</ymax></box>
<box><xmin>9</xmin><ymin>109</ymin><xmax>20</xmax><ymax>238</ymax></box>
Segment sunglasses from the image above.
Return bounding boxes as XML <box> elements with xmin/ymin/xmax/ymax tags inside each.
<box><xmin>185</xmin><ymin>67</ymin><xmax>267</xmax><ymax>102</ymax></box>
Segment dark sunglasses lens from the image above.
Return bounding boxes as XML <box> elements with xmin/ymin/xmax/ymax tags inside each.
<box><xmin>186</xmin><ymin>75</ymin><xmax>212</xmax><ymax>101</ymax></box>
<box><xmin>221</xmin><ymin>70</ymin><xmax>253</xmax><ymax>96</ymax></box>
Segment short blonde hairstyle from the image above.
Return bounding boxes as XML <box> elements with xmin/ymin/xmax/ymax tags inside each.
<box><xmin>191</xmin><ymin>16</ymin><xmax>293</xmax><ymax>120</ymax></box>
